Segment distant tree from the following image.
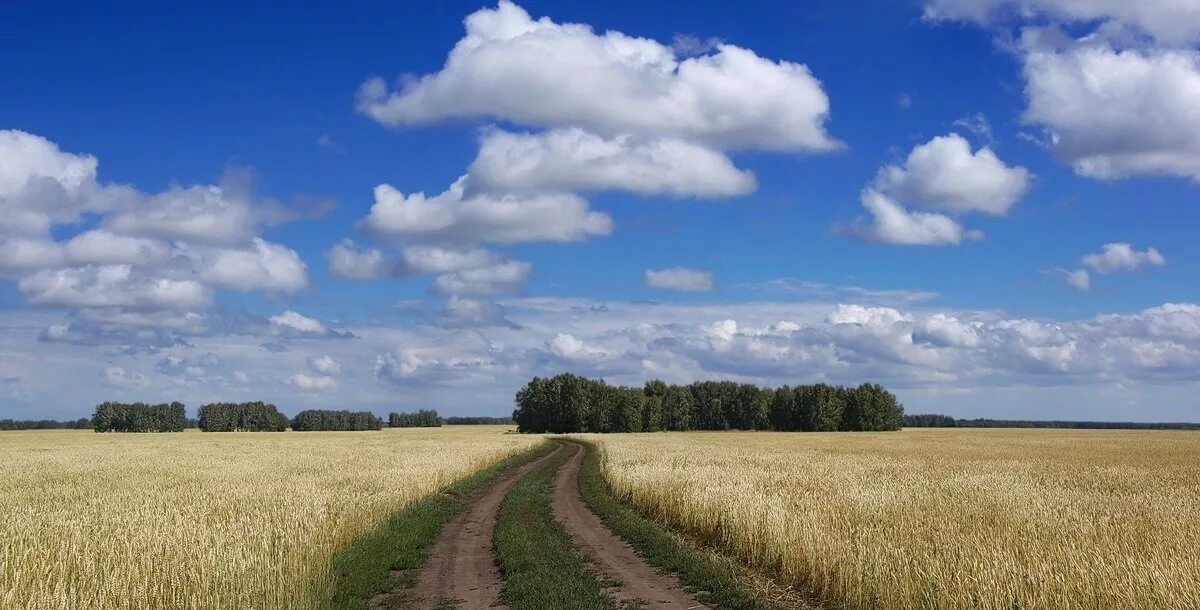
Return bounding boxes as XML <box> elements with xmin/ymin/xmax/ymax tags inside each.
<box><xmin>93</xmin><ymin>402</ymin><xmax>186</xmax><ymax>433</ymax></box>
<box><xmin>198</xmin><ymin>402</ymin><xmax>288</xmax><ymax>432</ymax></box>
<box><xmin>291</xmin><ymin>409</ymin><xmax>382</xmax><ymax>431</ymax></box>
<box><xmin>389</xmin><ymin>409</ymin><xmax>441</xmax><ymax>427</ymax></box>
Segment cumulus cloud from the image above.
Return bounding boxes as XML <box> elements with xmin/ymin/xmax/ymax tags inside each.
<box><xmin>872</xmin><ymin>134</ymin><xmax>1031</xmax><ymax>215</ymax></box>
<box><xmin>360</xmin><ymin>179</ymin><xmax>612</xmax><ymax>245</ymax></box>
<box><xmin>852</xmin><ymin>189</ymin><xmax>981</xmax><ymax>246</ymax></box>
<box><xmin>922</xmin><ymin>0</ymin><xmax>1200</xmax><ymax>45</ymax></box>
<box><xmin>1082</xmin><ymin>243</ymin><xmax>1167</xmax><ymax>273</ymax></box>
<box><xmin>189</xmin><ymin>239</ymin><xmax>308</xmax><ymax>292</ymax></box>
<box><xmin>269</xmin><ymin>311</ymin><xmax>328</xmax><ymax>335</ymax></box>
<box><xmin>464</xmin><ymin>128</ymin><xmax>755</xmax><ymax>198</ymax></box>
<box><xmin>327</xmin><ymin>239</ymin><xmax>394</xmax><ymax>280</ymax></box>
<box><xmin>432</xmin><ymin>259</ymin><xmax>531</xmax><ymax>296</ymax></box>
<box><xmin>846</xmin><ymin>133</ymin><xmax>1026</xmax><ymax>246</ymax></box>
<box><xmin>924</xmin><ymin>4</ymin><xmax>1200</xmax><ymax>181</ymax></box>
<box><xmin>644</xmin><ymin>267</ymin><xmax>714</xmax><ymax>292</ymax></box>
<box><xmin>0</xmin><ymin>129</ymin><xmax>312</xmax><ymax>342</ymax></box>
<box><xmin>1062</xmin><ymin>243</ymin><xmax>1165</xmax><ymax>291</ymax></box>
<box><xmin>18</xmin><ymin>265</ymin><xmax>212</xmax><ymax>309</ymax></box>
<box><xmin>1022</xmin><ymin>37</ymin><xmax>1200</xmax><ymax>180</ymax></box>
<box><xmin>357</xmin><ymin>1</ymin><xmax>839</xmax><ymax>152</ymax></box>
<box><xmin>1064</xmin><ymin>269</ymin><xmax>1091</xmax><ymax>291</ymax></box>
<box><xmin>308</xmin><ymin>355</ymin><xmax>342</xmax><ymax>375</ymax></box>
<box><xmin>288</xmin><ymin>372</ymin><xmax>338</xmax><ymax>392</ymax></box>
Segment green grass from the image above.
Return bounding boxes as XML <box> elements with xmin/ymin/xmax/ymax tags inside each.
<box><xmin>326</xmin><ymin>440</ymin><xmax>556</xmax><ymax>609</ymax></box>
<box><xmin>571</xmin><ymin>438</ymin><xmax>804</xmax><ymax>610</ymax></box>
<box><xmin>494</xmin><ymin>442</ymin><xmax>618</xmax><ymax>610</ymax></box>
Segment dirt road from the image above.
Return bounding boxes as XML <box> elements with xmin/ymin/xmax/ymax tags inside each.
<box><xmin>369</xmin><ymin>444</ymin><xmax>563</xmax><ymax>610</ymax></box>
<box><xmin>552</xmin><ymin>442</ymin><xmax>707</xmax><ymax>609</ymax></box>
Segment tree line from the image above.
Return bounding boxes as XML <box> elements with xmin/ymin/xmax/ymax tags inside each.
<box><xmin>904</xmin><ymin>414</ymin><xmax>1200</xmax><ymax>430</ymax></box>
<box><xmin>513</xmin><ymin>374</ymin><xmax>905</xmax><ymax>434</ymax></box>
<box><xmin>443</xmin><ymin>416</ymin><xmax>515</xmax><ymax>425</ymax></box>
<box><xmin>93</xmin><ymin>402</ymin><xmax>188</xmax><ymax>432</ymax></box>
<box><xmin>198</xmin><ymin>402</ymin><xmax>290</xmax><ymax>432</ymax></box>
<box><xmin>389</xmin><ymin>409</ymin><xmax>441</xmax><ymax>427</ymax></box>
<box><xmin>0</xmin><ymin>418</ymin><xmax>93</xmax><ymax>430</ymax></box>
<box><xmin>291</xmin><ymin>409</ymin><xmax>384</xmax><ymax>431</ymax></box>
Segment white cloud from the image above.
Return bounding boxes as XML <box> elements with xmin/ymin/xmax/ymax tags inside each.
<box><xmin>0</xmin><ymin>130</ymin><xmax>312</xmax><ymax>339</ymax></box>
<box><xmin>18</xmin><ymin>265</ymin><xmax>212</xmax><ymax>309</ymax></box>
<box><xmin>547</xmin><ymin>332</ymin><xmax>609</xmax><ymax>363</ymax></box>
<box><xmin>1065</xmin><ymin>269</ymin><xmax>1091</xmax><ymax>291</ymax></box>
<box><xmin>327</xmin><ymin>239</ymin><xmax>393</xmax><ymax>280</ymax></box>
<box><xmin>269</xmin><ymin>311</ymin><xmax>327</xmax><ymax>335</ymax></box>
<box><xmin>432</xmin><ymin>259</ymin><xmax>531</xmax><ymax>295</ymax></box>
<box><xmin>922</xmin><ymin>0</ymin><xmax>1200</xmax><ymax>45</ymax></box>
<box><xmin>644</xmin><ymin>267</ymin><xmax>714</xmax><ymax>292</ymax></box>
<box><xmin>0</xmin><ymin>130</ymin><xmax>105</xmax><ymax>236</ymax></box>
<box><xmin>400</xmin><ymin>246</ymin><xmax>502</xmax><ymax>274</ymax></box>
<box><xmin>190</xmin><ymin>239</ymin><xmax>308</xmax><ymax>292</ymax></box>
<box><xmin>1022</xmin><ymin>38</ymin><xmax>1200</xmax><ymax>180</ymax></box>
<box><xmin>62</xmin><ymin>230</ymin><xmax>171</xmax><ymax>266</ymax></box>
<box><xmin>853</xmin><ymin>189</ymin><xmax>981</xmax><ymax>246</ymax></box>
<box><xmin>104</xmin><ymin>366</ymin><xmax>147</xmax><ymax>389</ymax></box>
<box><xmin>104</xmin><ymin>184</ymin><xmax>274</xmax><ymax>246</ymax></box>
<box><xmin>308</xmin><ymin>355</ymin><xmax>342</xmax><ymax>375</ymax></box>
<box><xmin>1082</xmin><ymin>243</ymin><xmax>1166</xmax><ymax>273</ymax></box>
<box><xmin>357</xmin><ymin>1</ymin><xmax>839</xmax><ymax>152</ymax></box>
<box><xmin>873</xmin><ymin>134</ymin><xmax>1031</xmax><ymax>215</ymax></box>
<box><xmin>288</xmin><ymin>372</ymin><xmax>338</xmax><ymax>392</ymax></box>
<box><xmin>464</xmin><ymin>128</ymin><xmax>755</xmax><ymax>198</ymax></box>
<box><xmin>360</xmin><ymin>180</ymin><xmax>612</xmax><ymax>245</ymax></box>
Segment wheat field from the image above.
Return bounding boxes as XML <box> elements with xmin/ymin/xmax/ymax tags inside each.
<box><xmin>592</xmin><ymin>429</ymin><xmax>1200</xmax><ymax>610</ymax></box>
<box><xmin>0</xmin><ymin>427</ymin><xmax>541</xmax><ymax>609</ymax></box>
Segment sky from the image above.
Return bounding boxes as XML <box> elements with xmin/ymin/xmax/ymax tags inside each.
<box><xmin>1</xmin><ymin>0</ymin><xmax>1199</xmax><ymax>421</ymax></box>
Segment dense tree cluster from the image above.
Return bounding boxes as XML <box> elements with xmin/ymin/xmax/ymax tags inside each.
<box><xmin>442</xmin><ymin>416</ymin><xmax>515</xmax><ymax>425</ymax></box>
<box><xmin>0</xmin><ymin>418</ymin><xmax>92</xmax><ymax>430</ymax></box>
<box><xmin>93</xmin><ymin>402</ymin><xmax>187</xmax><ymax>433</ymax></box>
<box><xmin>904</xmin><ymin>414</ymin><xmax>1200</xmax><ymax>430</ymax></box>
<box><xmin>513</xmin><ymin>374</ymin><xmax>904</xmax><ymax>434</ymax></box>
<box><xmin>198</xmin><ymin>402</ymin><xmax>289</xmax><ymax>432</ymax></box>
<box><xmin>389</xmin><ymin>409</ymin><xmax>441</xmax><ymax>428</ymax></box>
<box><xmin>290</xmin><ymin>409</ymin><xmax>383</xmax><ymax>431</ymax></box>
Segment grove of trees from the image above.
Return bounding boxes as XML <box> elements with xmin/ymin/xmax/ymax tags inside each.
<box><xmin>92</xmin><ymin>402</ymin><xmax>187</xmax><ymax>433</ymax></box>
<box><xmin>291</xmin><ymin>409</ymin><xmax>383</xmax><ymax>431</ymax></box>
<box><xmin>198</xmin><ymin>402</ymin><xmax>289</xmax><ymax>432</ymax></box>
<box><xmin>513</xmin><ymin>374</ymin><xmax>904</xmax><ymax>434</ymax></box>
<box><xmin>389</xmin><ymin>409</ymin><xmax>441</xmax><ymax>427</ymax></box>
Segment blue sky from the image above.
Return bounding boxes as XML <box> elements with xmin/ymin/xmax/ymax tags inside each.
<box><xmin>1</xmin><ymin>1</ymin><xmax>1198</xmax><ymax>420</ymax></box>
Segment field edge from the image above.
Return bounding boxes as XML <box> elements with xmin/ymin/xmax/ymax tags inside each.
<box><xmin>569</xmin><ymin>437</ymin><xmax>824</xmax><ymax>610</ymax></box>
<box><xmin>326</xmin><ymin>437</ymin><xmax>556</xmax><ymax>609</ymax></box>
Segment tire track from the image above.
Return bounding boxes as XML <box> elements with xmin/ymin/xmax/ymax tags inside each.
<box><xmin>369</xmin><ymin>444</ymin><xmax>564</xmax><ymax>610</ymax></box>
<box><xmin>552</xmin><ymin>442</ymin><xmax>707</xmax><ymax>609</ymax></box>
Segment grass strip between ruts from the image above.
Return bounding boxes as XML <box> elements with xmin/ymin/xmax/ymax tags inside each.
<box><xmin>494</xmin><ymin>441</ymin><xmax>618</xmax><ymax>610</ymax></box>
<box><xmin>326</xmin><ymin>439</ymin><xmax>557</xmax><ymax>609</ymax></box>
<box><xmin>570</xmin><ymin>437</ymin><xmax>810</xmax><ymax>610</ymax></box>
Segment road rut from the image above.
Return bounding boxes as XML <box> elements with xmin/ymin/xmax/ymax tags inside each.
<box><xmin>369</xmin><ymin>444</ymin><xmax>563</xmax><ymax>610</ymax></box>
<box><xmin>552</xmin><ymin>442</ymin><xmax>707</xmax><ymax>609</ymax></box>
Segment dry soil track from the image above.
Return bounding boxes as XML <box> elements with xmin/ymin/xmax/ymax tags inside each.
<box><xmin>369</xmin><ymin>444</ymin><xmax>564</xmax><ymax>610</ymax></box>
<box><xmin>552</xmin><ymin>442</ymin><xmax>708</xmax><ymax>609</ymax></box>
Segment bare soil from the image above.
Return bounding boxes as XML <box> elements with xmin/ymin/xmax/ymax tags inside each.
<box><xmin>369</xmin><ymin>445</ymin><xmax>564</xmax><ymax>610</ymax></box>
<box><xmin>552</xmin><ymin>443</ymin><xmax>707</xmax><ymax>609</ymax></box>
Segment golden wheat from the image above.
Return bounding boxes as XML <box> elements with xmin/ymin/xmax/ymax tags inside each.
<box><xmin>0</xmin><ymin>426</ymin><xmax>541</xmax><ymax>610</ymax></box>
<box><xmin>591</xmin><ymin>429</ymin><xmax>1200</xmax><ymax>610</ymax></box>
